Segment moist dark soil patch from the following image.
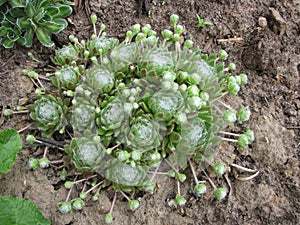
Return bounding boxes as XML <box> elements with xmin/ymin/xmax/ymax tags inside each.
<box><xmin>0</xmin><ymin>0</ymin><xmax>299</xmax><ymax>224</ymax></box>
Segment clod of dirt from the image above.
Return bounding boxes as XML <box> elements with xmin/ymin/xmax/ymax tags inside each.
<box><xmin>268</xmin><ymin>7</ymin><xmax>286</xmax><ymax>35</ymax></box>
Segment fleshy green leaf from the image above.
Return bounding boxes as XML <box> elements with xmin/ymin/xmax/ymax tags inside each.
<box><xmin>16</xmin><ymin>17</ymin><xmax>31</xmax><ymax>29</ymax></box>
<box><xmin>55</xmin><ymin>5</ymin><xmax>72</xmax><ymax>18</ymax></box>
<box><xmin>0</xmin><ymin>11</ymin><xmax>5</xmax><ymax>23</ymax></box>
<box><xmin>41</xmin><ymin>18</ymin><xmax>67</xmax><ymax>34</ymax></box>
<box><xmin>1</xmin><ymin>37</ymin><xmax>14</xmax><ymax>48</ymax></box>
<box><xmin>33</xmin><ymin>8</ymin><xmax>46</xmax><ymax>22</ymax></box>
<box><xmin>23</xmin><ymin>27</ymin><xmax>34</xmax><ymax>47</ymax></box>
<box><xmin>0</xmin><ymin>196</ymin><xmax>51</xmax><ymax>225</ymax></box>
<box><xmin>0</xmin><ymin>128</ymin><xmax>22</xmax><ymax>173</ymax></box>
<box><xmin>45</xmin><ymin>6</ymin><xmax>59</xmax><ymax>17</ymax></box>
<box><xmin>0</xmin><ymin>26</ymin><xmax>8</xmax><ymax>36</ymax></box>
<box><xmin>37</xmin><ymin>0</ymin><xmax>50</xmax><ymax>10</ymax></box>
<box><xmin>36</xmin><ymin>27</ymin><xmax>54</xmax><ymax>47</ymax></box>
<box><xmin>24</xmin><ymin>1</ymin><xmax>36</xmax><ymax>18</ymax></box>
<box><xmin>8</xmin><ymin>0</ymin><xmax>26</xmax><ymax>8</ymax></box>
<box><xmin>9</xmin><ymin>7</ymin><xmax>26</xmax><ymax>17</ymax></box>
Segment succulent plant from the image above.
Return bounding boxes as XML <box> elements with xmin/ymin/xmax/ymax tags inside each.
<box><xmin>29</xmin><ymin>95</ymin><xmax>65</xmax><ymax>134</ymax></box>
<box><xmin>0</xmin><ymin>0</ymin><xmax>73</xmax><ymax>48</ymax></box>
<box><xmin>97</xmin><ymin>101</ymin><xmax>126</xmax><ymax>132</ymax></box>
<box><xmin>122</xmin><ymin>117</ymin><xmax>163</xmax><ymax>151</ymax></box>
<box><xmin>71</xmin><ymin>97</ymin><xmax>97</xmax><ymax>132</ymax></box>
<box><xmin>66</xmin><ymin>135</ymin><xmax>105</xmax><ymax>172</ymax></box>
<box><xmin>53</xmin><ymin>44</ymin><xmax>78</xmax><ymax>65</ymax></box>
<box><xmin>105</xmin><ymin>159</ymin><xmax>147</xmax><ymax>186</ymax></box>
<box><xmin>26</xmin><ymin>14</ymin><xmax>255</xmax><ymax>220</ymax></box>
<box><xmin>53</xmin><ymin>65</ymin><xmax>80</xmax><ymax>90</ymax></box>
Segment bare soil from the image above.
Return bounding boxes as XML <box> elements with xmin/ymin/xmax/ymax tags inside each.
<box><xmin>0</xmin><ymin>0</ymin><xmax>299</xmax><ymax>224</ymax></box>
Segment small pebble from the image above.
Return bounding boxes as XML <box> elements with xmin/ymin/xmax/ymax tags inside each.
<box><xmin>258</xmin><ymin>17</ymin><xmax>268</xmax><ymax>29</ymax></box>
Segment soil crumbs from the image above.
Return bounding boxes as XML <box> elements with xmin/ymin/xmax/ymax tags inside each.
<box><xmin>0</xmin><ymin>0</ymin><xmax>299</xmax><ymax>225</ymax></box>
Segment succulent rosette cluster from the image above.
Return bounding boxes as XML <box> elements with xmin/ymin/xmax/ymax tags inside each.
<box><xmin>27</xmin><ymin>14</ymin><xmax>254</xmax><ymax>219</ymax></box>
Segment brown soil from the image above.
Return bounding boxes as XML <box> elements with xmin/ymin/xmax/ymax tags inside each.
<box><xmin>0</xmin><ymin>0</ymin><xmax>299</xmax><ymax>224</ymax></box>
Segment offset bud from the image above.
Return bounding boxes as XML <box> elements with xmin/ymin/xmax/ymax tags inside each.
<box><xmin>28</xmin><ymin>157</ymin><xmax>39</xmax><ymax>170</ymax></box>
<box><xmin>71</xmin><ymin>198</ymin><xmax>85</xmax><ymax>210</ymax></box>
<box><xmin>175</xmin><ymin>194</ymin><xmax>186</xmax><ymax>206</ymax></box>
<box><xmin>135</xmin><ymin>32</ymin><xmax>145</xmax><ymax>42</ymax></box>
<box><xmin>58</xmin><ymin>201</ymin><xmax>72</xmax><ymax>214</ymax></box>
<box><xmin>100</xmin><ymin>24</ymin><xmax>106</xmax><ymax>31</ymax></box>
<box><xmin>172</xmin><ymin>34</ymin><xmax>181</xmax><ymax>42</ymax></box>
<box><xmin>244</xmin><ymin>130</ymin><xmax>255</xmax><ymax>143</ymax></box>
<box><xmin>218</xmin><ymin>50</ymin><xmax>228</xmax><ymax>60</ymax></box>
<box><xmin>176</xmin><ymin>173</ymin><xmax>186</xmax><ymax>182</ymax></box>
<box><xmin>237</xmin><ymin>106</ymin><xmax>251</xmax><ymax>123</ymax></box>
<box><xmin>228</xmin><ymin>63</ymin><xmax>236</xmax><ymax>71</ymax></box>
<box><xmin>213</xmin><ymin>187</ymin><xmax>227</xmax><ymax>200</ymax></box>
<box><xmin>142</xmin><ymin>24</ymin><xmax>151</xmax><ymax>34</ymax></box>
<box><xmin>227</xmin><ymin>81</ymin><xmax>240</xmax><ymax>95</ymax></box>
<box><xmin>4</xmin><ymin>109</ymin><xmax>13</xmax><ymax>116</ymax></box>
<box><xmin>80</xmin><ymin>192</ymin><xmax>87</xmax><ymax>199</ymax></box>
<box><xmin>26</xmin><ymin>135</ymin><xmax>36</xmax><ymax>143</ymax></box>
<box><xmin>90</xmin><ymin>14</ymin><xmax>97</xmax><ymax>24</ymax></box>
<box><xmin>237</xmin><ymin>134</ymin><xmax>249</xmax><ymax>148</ymax></box>
<box><xmin>64</xmin><ymin>181</ymin><xmax>73</xmax><ymax>189</ymax></box>
<box><xmin>240</xmin><ymin>73</ymin><xmax>248</xmax><ymax>86</ymax></box>
<box><xmin>127</xmin><ymin>200</ymin><xmax>139</xmax><ymax>211</ymax></box>
<box><xmin>175</xmin><ymin>25</ymin><xmax>184</xmax><ymax>34</ymax></box>
<box><xmin>194</xmin><ymin>183</ymin><xmax>207</xmax><ymax>197</ymax></box>
<box><xmin>223</xmin><ymin>109</ymin><xmax>237</xmax><ymax>124</ymax></box>
<box><xmin>170</xmin><ymin>14</ymin><xmax>179</xmax><ymax>25</ymax></box>
<box><xmin>161</xmin><ymin>29</ymin><xmax>173</xmax><ymax>40</ymax></box>
<box><xmin>131</xmin><ymin>24</ymin><xmax>141</xmax><ymax>35</ymax></box>
<box><xmin>105</xmin><ymin>213</ymin><xmax>113</xmax><ymax>224</ymax></box>
<box><xmin>39</xmin><ymin>157</ymin><xmax>50</xmax><ymax>168</ymax></box>
<box><xmin>212</xmin><ymin>162</ymin><xmax>226</xmax><ymax>176</ymax></box>
<box><xmin>184</xmin><ymin>39</ymin><xmax>193</xmax><ymax>49</ymax></box>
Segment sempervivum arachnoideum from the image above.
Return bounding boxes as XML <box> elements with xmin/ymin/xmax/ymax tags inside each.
<box><xmin>26</xmin><ymin>14</ymin><xmax>255</xmax><ymax>218</ymax></box>
<box><xmin>29</xmin><ymin>95</ymin><xmax>66</xmax><ymax>135</ymax></box>
<box><xmin>66</xmin><ymin>134</ymin><xmax>105</xmax><ymax>173</ymax></box>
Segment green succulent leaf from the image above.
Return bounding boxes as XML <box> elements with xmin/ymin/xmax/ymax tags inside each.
<box><xmin>41</xmin><ymin>18</ymin><xmax>67</xmax><ymax>34</ymax></box>
<box><xmin>1</xmin><ymin>37</ymin><xmax>15</xmax><ymax>48</ymax></box>
<box><xmin>0</xmin><ymin>26</ymin><xmax>7</xmax><ymax>36</ymax></box>
<box><xmin>55</xmin><ymin>5</ymin><xmax>73</xmax><ymax>18</ymax></box>
<box><xmin>0</xmin><ymin>128</ymin><xmax>22</xmax><ymax>174</ymax></box>
<box><xmin>45</xmin><ymin>6</ymin><xmax>59</xmax><ymax>18</ymax></box>
<box><xmin>9</xmin><ymin>7</ymin><xmax>26</xmax><ymax>17</ymax></box>
<box><xmin>0</xmin><ymin>11</ymin><xmax>5</xmax><ymax>23</ymax></box>
<box><xmin>37</xmin><ymin>0</ymin><xmax>50</xmax><ymax>9</ymax></box>
<box><xmin>33</xmin><ymin>8</ymin><xmax>46</xmax><ymax>22</ymax></box>
<box><xmin>24</xmin><ymin>1</ymin><xmax>36</xmax><ymax>18</ymax></box>
<box><xmin>8</xmin><ymin>0</ymin><xmax>26</xmax><ymax>8</ymax></box>
<box><xmin>16</xmin><ymin>17</ymin><xmax>31</xmax><ymax>29</ymax></box>
<box><xmin>23</xmin><ymin>27</ymin><xmax>34</xmax><ymax>47</ymax></box>
<box><xmin>0</xmin><ymin>196</ymin><xmax>51</xmax><ymax>225</ymax></box>
<box><xmin>36</xmin><ymin>27</ymin><xmax>54</xmax><ymax>47</ymax></box>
